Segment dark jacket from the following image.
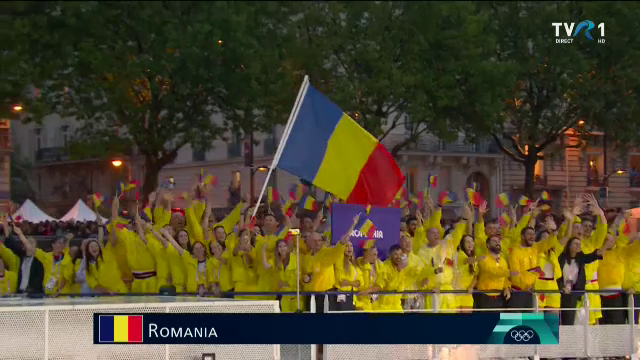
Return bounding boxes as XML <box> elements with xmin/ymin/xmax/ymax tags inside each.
<box><xmin>3</xmin><ymin>234</ymin><xmax>45</xmax><ymax>295</ymax></box>
<box><xmin>557</xmin><ymin>251</ymin><xmax>602</xmax><ymax>291</ymax></box>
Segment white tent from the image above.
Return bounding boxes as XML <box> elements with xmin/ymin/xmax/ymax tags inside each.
<box><xmin>12</xmin><ymin>199</ymin><xmax>58</xmax><ymax>223</ymax></box>
<box><xmin>59</xmin><ymin>199</ymin><xmax>107</xmax><ymax>222</ymax></box>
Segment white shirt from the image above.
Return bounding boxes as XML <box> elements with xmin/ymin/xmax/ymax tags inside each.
<box><xmin>562</xmin><ymin>260</ymin><xmax>579</xmax><ymax>287</ymax></box>
<box><xmin>20</xmin><ymin>256</ymin><xmax>34</xmax><ymax>291</ymax></box>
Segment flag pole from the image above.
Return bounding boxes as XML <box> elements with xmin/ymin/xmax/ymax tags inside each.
<box><xmin>252</xmin><ymin>75</ymin><xmax>310</xmax><ymax>219</ymax></box>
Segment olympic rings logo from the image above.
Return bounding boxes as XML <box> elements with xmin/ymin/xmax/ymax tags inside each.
<box><xmin>510</xmin><ymin>330</ymin><xmax>535</xmax><ymax>342</ymax></box>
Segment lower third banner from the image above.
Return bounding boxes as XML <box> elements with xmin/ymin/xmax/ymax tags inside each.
<box><xmin>94</xmin><ymin>313</ymin><xmax>559</xmax><ymax>345</ymax></box>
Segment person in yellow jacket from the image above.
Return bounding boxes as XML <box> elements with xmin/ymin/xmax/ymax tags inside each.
<box><xmin>534</xmin><ymin>228</ymin><xmax>563</xmax><ymax>313</ymax></box>
<box><xmin>475</xmin><ymin>234</ymin><xmax>512</xmax><ymax>311</ymax></box>
<box><xmin>360</xmin><ymin>244</ymin><xmax>411</xmax><ymax>312</ymax></box>
<box><xmin>231</xmin><ymin>229</ymin><xmax>260</xmax><ymax>300</ymax></box>
<box><xmin>622</xmin><ymin>230</ymin><xmax>640</xmax><ymax>324</ymax></box>
<box><xmin>333</xmin><ymin>241</ymin><xmax>362</xmax><ymax>311</ymax></box>
<box><xmin>398</xmin><ymin>232</ymin><xmax>425</xmax><ymax>309</ymax></box>
<box><xmin>13</xmin><ymin>226</ymin><xmax>73</xmax><ymax>295</ymax></box>
<box><xmin>159</xmin><ymin>226</ymin><xmax>212</xmax><ymax>296</ymax></box>
<box><xmin>302</xmin><ymin>214</ymin><xmax>357</xmax><ymax>313</ymax></box>
<box><xmin>261</xmin><ymin>238</ymin><xmax>302</xmax><ymax>312</ymax></box>
<box><xmin>85</xmin><ymin>230</ymin><xmax>129</xmax><ymax>294</ymax></box>
<box><xmin>577</xmin><ymin>194</ymin><xmax>608</xmax><ymax>325</ymax></box>
<box><xmin>418</xmin><ymin>205</ymin><xmax>470</xmax><ymax>312</ymax></box>
<box><xmin>355</xmin><ymin>240</ymin><xmax>385</xmax><ymax>311</ymax></box>
<box><xmin>508</xmin><ymin>213</ymin><xmax>562</xmax><ymax>310</ymax></box>
<box><xmin>208</xmin><ymin>241</ymin><xmax>233</xmax><ymax>298</ymax></box>
<box><xmin>454</xmin><ymin>234</ymin><xmax>477</xmax><ymax>311</ymax></box>
<box><xmin>475</xmin><ymin>202</ymin><xmax>532</xmax><ymax>257</ymax></box>
<box><xmin>0</xmin><ymin>257</ymin><xmax>17</xmax><ymax>295</ymax></box>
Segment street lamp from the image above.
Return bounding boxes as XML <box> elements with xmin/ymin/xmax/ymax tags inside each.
<box><xmin>12</xmin><ymin>105</ymin><xmax>23</xmax><ymax>112</ymax></box>
<box><xmin>250</xmin><ymin>166</ymin><xmax>269</xmax><ymax>204</ymax></box>
<box><xmin>111</xmin><ymin>159</ymin><xmax>123</xmax><ymax>167</ymax></box>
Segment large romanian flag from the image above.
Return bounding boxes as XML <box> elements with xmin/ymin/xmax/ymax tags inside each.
<box><xmin>278</xmin><ymin>83</ymin><xmax>405</xmax><ymax>206</ymax></box>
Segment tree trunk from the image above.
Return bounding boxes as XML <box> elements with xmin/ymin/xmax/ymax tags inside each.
<box><xmin>142</xmin><ymin>159</ymin><xmax>161</xmax><ymax>206</ymax></box>
<box><xmin>523</xmin><ymin>155</ymin><xmax>537</xmax><ymax>199</ymax></box>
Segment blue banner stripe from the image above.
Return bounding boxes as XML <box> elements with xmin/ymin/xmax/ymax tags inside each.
<box><xmin>99</xmin><ymin>315</ymin><xmax>115</xmax><ymax>342</ymax></box>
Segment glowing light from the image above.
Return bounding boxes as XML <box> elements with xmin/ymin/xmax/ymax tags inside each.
<box><xmin>616</xmin><ymin>169</ymin><xmax>626</xmax><ymax>175</ymax></box>
<box><xmin>578</xmin><ymin>120</ymin><xmax>585</xmax><ymax>126</ymax></box>
<box><xmin>218</xmin><ymin>40</ymin><xmax>223</xmax><ymax>46</ymax></box>
<box><xmin>111</xmin><ymin>160</ymin><xmax>123</xmax><ymax>167</ymax></box>
<box><xmin>257</xmin><ymin>166</ymin><xmax>268</xmax><ymax>172</ymax></box>
<box><xmin>12</xmin><ymin>105</ymin><xmax>23</xmax><ymax>112</ymax></box>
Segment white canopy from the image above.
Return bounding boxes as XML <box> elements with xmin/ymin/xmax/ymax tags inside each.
<box><xmin>12</xmin><ymin>199</ymin><xmax>58</xmax><ymax>223</ymax></box>
<box><xmin>59</xmin><ymin>199</ymin><xmax>107</xmax><ymax>222</ymax></box>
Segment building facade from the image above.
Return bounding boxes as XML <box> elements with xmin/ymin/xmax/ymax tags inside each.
<box><xmin>11</xmin><ymin>113</ymin><xmax>640</xmax><ymax>218</ymax></box>
<box><xmin>0</xmin><ymin>119</ymin><xmax>11</xmax><ymax>209</ymax></box>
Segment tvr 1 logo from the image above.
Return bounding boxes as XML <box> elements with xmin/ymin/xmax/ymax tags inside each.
<box><xmin>552</xmin><ymin>21</ymin><xmax>605</xmax><ymax>44</ymax></box>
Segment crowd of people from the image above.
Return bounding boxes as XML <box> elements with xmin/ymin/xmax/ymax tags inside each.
<box><xmin>0</xmin><ymin>180</ymin><xmax>638</xmax><ymax>328</ymax></box>
<box><xmin>2</xmin><ymin>219</ymin><xmax>101</xmax><ymax>238</ymax></box>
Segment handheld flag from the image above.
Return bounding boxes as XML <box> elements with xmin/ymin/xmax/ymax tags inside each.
<box><xmin>428</xmin><ymin>174</ymin><xmax>438</xmax><ymax>188</ymax></box>
<box><xmin>248</xmin><ymin>216</ymin><xmax>257</xmax><ymax>230</ymax></box>
<box><xmin>518</xmin><ymin>195</ymin><xmax>532</xmax><ymax>206</ymax></box>
<box><xmin>497</xmin><ymin>193</ymin><xmax>510</xmax><ymax>209</ymax></box>
<box><xmin>465</xmin><ymin>188</ymin><xmax>483</xmax><ymax>206</ymax></box>
<box><xmin>299</xmin><ymin>195</ymin><xmax>318</xmax><ymax>211</ymax></box>
<box><xmin>277</xmin><ymin>82</ymin><xmax>405</xmax><ymax>206</ymax></box>
<box><xmin>540</xmin><ymin>191</ymin><xmax>551</xmax><ymax>201</ymax></box>
<box><xmin>282</xmin><ymin>199</ymin><xmax>295</xmax><ymax>217</ymax></box>
<box><xmin>203</xmin><ymin>175</ymin><xmax>217</xmax><ymax>186</ymax></box>
<box><xmin>91</xmin><ymin>193</ymin><xmax>105</xmax><ymax>208</ymax></box>
<box><xmin>361</xmin><ymin>238</ymin><xmax>376</xmax><ymax>250</ymax></box>
<box><xmin>267</xmin><ymin>187</ymin><xmax>280</xmax><ymax>204</ymax></box>
<box><xmin>359</xmin><ymin>219</ymin><xmax>376</xmax><ymax>238</ymax></box>
<box><xmin>365</xmin><ymin>205</ymin><xmax>372</xmax><ymax>215</ymax></box>
<box><xmin>438</xmin><ymin>191</ymin><xmax>455</xmax><ymax>205</ymax></box>
<box><xmin>499</xmin><ymin>212</ymin><xmax>510</xmax><ymax>226</ymax></box>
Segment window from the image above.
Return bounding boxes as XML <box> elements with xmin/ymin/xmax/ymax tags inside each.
<box><xmin>404</xmin><ymin>114</ymin><xmax>412</xmax><ymax>131</ymax></box>
<box><xmin>227</xmin><ymin>133</ymin><xmax>242</xmax><ymax>158</ymax></box>
<box><xmin>35</xmin><ymin>128</ymin><xmax>42</xmax><ymax>151</ymax></box>
<box><xmin>192</xmin><ymin>145</ymin><xmax>206</xmax><ymax>162</ymax></box>
<box><xmin>263</xmin><ymin>134</ymin><xmax>277</xmax><ymax>156</ymax></box>
<box><xmin>60</xmin><ymin>125</ymin><xmax>70</xmax><ymax>147</ymax></box>
<box><xmin>534</xmin><ymin>152</ymin><xmax>545</xmax><ymax>185</ymax></box>
<box><xmin>406</xmin><ymin>168</ymin><xmax>417</xmax><ymax>194</ymax></box>
<box><xmin>586</xmin><ymin>153</ymin><xmax>604</xmax><ymax>186</ymax></box>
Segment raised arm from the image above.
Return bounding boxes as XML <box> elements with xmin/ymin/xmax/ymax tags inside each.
<box><xmin>160</xmin><ymin>227</ymin><xmax>185</xmax><ymax>256</ymax></box>
<box><xmin>12</xmin><ymin>225</ymin><xmax>34</xmax><ymax>254</ymax></box>
<box><xmin>133</xmin><ymin>213</ymin><xmax>148</xmax><ymax>245</ymax></box>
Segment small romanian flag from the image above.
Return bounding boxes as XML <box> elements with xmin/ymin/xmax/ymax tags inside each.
<box><xmin>299</xmin><ymin>195</ymin><xmax>318</xmax><ymax>211</ymax></box>
<box><xmin>540</xmin><ymin>191</ymin><xmax>551</xmax><ymax>201</ymax></box>
<box><xmin>438</xmin><ymin>191</ymin><xmax>454</xmax><ymax>205</ymax></box>
<box><xmin>203</xmin><ymin>175</ymin><xmax>217</xmax><ymax>186</ymax></box>
<box><xmin>518</xmin><ymin>195</ymin><xmax>532</xmax><ymax>206</ymax></box>
<box><xmin>499</xmin><ymin>212</ymin><xmax>510</xmax><ymax>226</ymax></box>
<box><xmin>119</xmin><ymin>180</ymin><xmax>138</xmax><ymax>194</ymax></box>
<box><xmin>98</xmin><ymin>315</ymin><xmax>143</xmax><ymax>343</ymax></box>
<box><xmin>91</xmin><ymin>193</ymin><xmax>104</xmax><ymax>208</ymax></box>
<box><xmin>282</xmin><ymin>199</ymin><xmax>295</xmax><ymax>217</ymax></box>
<box><xmin>359</xmin><ymin>219</ymin><xmax>376</xmax><ymax>238</ymax></box>
<box><xmin>365</xmin><ymin>205</ymin><xmax>372</xmax><ymax>215</ymax></box>
<box><xmin>465</xmin><ymin>188</ymin><xmax>483</xmax><ymax>206</ymax></box>
<box><xmin>497</xmin><ymin>193</ymin><xmax>510</xmax><ymax>209</ymax></box>
<box><xmin>267</xmin><ymin>187</ymin><xmax>279</xmax><ymax>204</ymax></box>
<box><xmin>428</xmin><ymin>174</ymin><xmax>438</xmax><ymax>188</ymax></box>
<box><xmin>361</xmin><ymin>238</ymin><xmax>376</xmax><ymax>250</ymax></box>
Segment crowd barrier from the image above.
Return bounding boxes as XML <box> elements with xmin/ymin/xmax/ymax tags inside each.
<box><xmin>0</xmin><ymin>290</ymin><xmax>637</xmax><ymax>360</ymax></box>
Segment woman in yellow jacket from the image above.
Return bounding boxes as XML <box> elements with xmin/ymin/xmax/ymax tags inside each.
<box><xmin>159</xmin><ymin>227</ymin><xmax>211</xmax><ymax>296</ymax></box>
<box><xmin>261</xmin><ymin>239</ymin><xmax>301</xmax><ymax>312</ymax></box>
<box><xmin>207</xmin><ymin>241</ymin><xmax>233</xmax><ymax>298</ymax></box>
<box><xmin>622</xmin><ymin>231</ymin><xmax>640</xmax><ymax>324</ymax></box>
<box><xmin>231</xmin><ymin>229</ymin><xmax>260</xmax><ymax>299</ymax></box>
<box><xmin>454</xmin><ymin>234</ymin><xmax>477</xmax><ymax>311</ymax></box>
<box><xmin>85</xmin><ymin>236</ymin><xmax>129</xmax><ymax>294</ymax></box>
<box><xmin>534</xmin><ymin>230</ymin><xmax>562</xmax><ymax>312</ymax></box>
<box><xmin>333</xmin><ymin>241</ymin><xmax>362</xmax><ymax>311</ymax></box>
<box><xmin>355</xmin><ymin>241</ymin><xmax>385</xmax><ymax>311</ymax></box>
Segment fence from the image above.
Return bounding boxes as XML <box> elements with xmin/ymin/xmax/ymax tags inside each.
<box><xmin>0</xmin><ymin>290</ymin><xmax>638</xmax><ymax>360</ymax></box>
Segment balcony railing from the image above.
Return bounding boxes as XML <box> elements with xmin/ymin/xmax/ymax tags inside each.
<box><xmin>35</xmin><ymin>147</ymin><xmax>70</xmax><ymax>163</ymax></box>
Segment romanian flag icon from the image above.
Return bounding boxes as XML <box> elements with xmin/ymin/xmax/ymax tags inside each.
<box><xmin>497</xmin><ymin>193</ymin><xmax>510</xmax><ymax>209</ymax></box>
<box><xmin>540</xmin><ymin>191</ymin><xmax>551</xmax><ymax>201</ymax></box>
<box><xmin>98</xmin><ymin>315</ymin><xmax>143</xmax><ymax>343</ymax></box>
<box><xmin>282</xmin><ymin>199</ymin><xmax>295</xmax><ymax>217</ymax></box>
<box><xmin>267</xmin><ymin>187</ymin><xmax>280</xmax><ymax>204</ymax></box>
<box><xmin>428</xmin><ymin>174</ymin><xmax>438</xmax><ymax>188</ymax></box>
<box><xmin>203</xmin><ymin>175</ymin><xmax>217</xmax><ymax>186</ymax></box>
<box><xmin>518</xmin><ymin>195</ymin><xmax>532</xmax><ymax>206</ymax></box>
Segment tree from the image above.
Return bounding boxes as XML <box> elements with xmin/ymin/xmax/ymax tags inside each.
<box><xmin>5</xmin><ymin>2</ymin><xmax>295</xmax><ymax>201</ymax></box>
<box><xmin>463</xmin><ymin>2</ymin><xmax>640</xmax><ymax>197</ymax></box>
<box><xmin>10</xmin><ymin>151</ymin><xmax>35</xmax><ymax>204</ymax></box>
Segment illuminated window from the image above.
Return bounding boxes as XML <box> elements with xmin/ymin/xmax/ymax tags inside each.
<box><xmin>587</xmin><ymin>153</ymin><xmax>604</xmax><ymax>186</ymax></box>
<box><xmin>534</xmin><ymin>154</ymin><xmax>545</xmax><ymax>184</ymax></box>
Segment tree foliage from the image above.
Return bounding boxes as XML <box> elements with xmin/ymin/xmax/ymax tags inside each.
<box><xmin>465</xmin><ymin>1</ymin><xmax>640</xmax><ymax>196</ymax></box>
